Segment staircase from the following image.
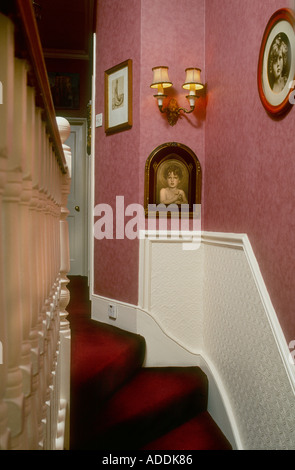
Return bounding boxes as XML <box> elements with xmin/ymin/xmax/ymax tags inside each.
<box><xmin>68</xmin><ymin>276</ymin><xmax>232</xmax><ymax>451</ymax></box>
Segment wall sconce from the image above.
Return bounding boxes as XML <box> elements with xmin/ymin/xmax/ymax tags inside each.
<box><xmin>150</xmin><ymin>66</ymin><xmax>204</xmax><ymax>126</ymax></box>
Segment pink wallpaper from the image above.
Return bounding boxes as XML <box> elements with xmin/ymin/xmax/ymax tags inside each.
<box><xmin>94</xmin><ymin>0</ymin><xmax>206</xmax><ymax>305</ymax></box>
<box><xmin>204</xmin><ymin>0</ymin><xmax>295</xmax><ymax>344</ymax></box>
<box><xmin>94</xmin><ymin>0</ymin><xmax>141</xmax><ymax>304</ymax></box>
<box><xmin>94</xmin><ymin>0</ymin><xmax>295</xmax><ymax>346</ymax></box>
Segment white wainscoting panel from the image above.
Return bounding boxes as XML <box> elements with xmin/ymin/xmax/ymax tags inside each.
<box><xmin>138</xmin><ymin>231</ymin><xmax>204</xmax><ymax>353</ymax></box>
<box><xmin>91</xmin><ymin>231</ymin><xmax>295</xmax><ymax>449</ymax></box>
<box><xmin>202</xmin><ymin>233</ymin><xmax>295</xmax><ymax>450</ymax></box>
<box><xmin>136</xmin><ymin>230</ymin><xmax>295</xmax><ymax>450</ymax></box>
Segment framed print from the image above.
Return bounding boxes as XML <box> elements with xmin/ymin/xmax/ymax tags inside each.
<box><xmin>48</xmin><ymin>72</ymin><xmax>80</xmax><ymax>109</ymax></box>
<box><xmin>258</xmin><ymin>8</ymin><xmax>295</xmax><ymax>116</ymax></box>
<box><xmin>144</xmin><ymin>142</ymin><xmax>202</xmax><ymax>218</ymax></box>
<box><xmin>105</xmin><ymin>59</ymin><xmax>132</xmax><ymax>134</ymax></box>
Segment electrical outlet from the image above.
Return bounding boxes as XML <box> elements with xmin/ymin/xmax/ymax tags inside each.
<box><xmin>108</xmin><ymin>303</ymin><xmax>117</xmax><ymax>319</ymax></box>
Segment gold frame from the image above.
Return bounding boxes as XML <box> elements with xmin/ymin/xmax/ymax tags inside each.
<box><xmin>258</xmin><ymin>9</ymin><xmax>295</xmax><ymax>116</ymax></box>
<box><xmin>104</xmin><ymin>59</ymin><xmax>132</xmax><ymax>134</ymax></box>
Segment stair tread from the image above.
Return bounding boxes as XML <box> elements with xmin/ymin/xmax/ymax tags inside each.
<box><xmin>71</xmin><ymin>320</ymin><xmax>145</xmax><ymax>399</ymax></box>
<box><xmin>141</xmin><ymin>411</ymin><xmax>232</xmax><ymax>450</ymax></box>
<box><xmin>84</xmin><ymin>367</ymin><xmax>208</xmax><ymax>449</ymax></box>
<box><xmin>70</xmin><ymin>318</ymin><xmax>146</xmax><ymax>449</ymax></box>
<box><xmin>68</xmin><ymin>277</ymin><xmax>232</xmax><ymax>451</ymax></box>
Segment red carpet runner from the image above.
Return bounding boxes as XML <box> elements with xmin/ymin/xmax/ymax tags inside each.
<box><xmin>67</xmin><ymin>276</ymin><xmax>232</xmax><ymax>450</ymax></box>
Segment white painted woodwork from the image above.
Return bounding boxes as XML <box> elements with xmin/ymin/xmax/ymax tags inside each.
<box><xmin>0</xmin><ymin>12</ymin><xmax>71</xmax><ymax>450</ymax></box>
<box><xmin>136</xmin><ymin>231</ymin><xmax>295</xmax><ymax>449</ymax></box>
<box><xmin>0</xmin><ymin>12</ymin><xmax>13</xmax><ymax>451</ymax></box>
<box><xmin>66</xmin><ymin>119</ymin><xmax>88</xmax><ymax>276</ymax></box>
<box><xmin>91</xmin><ymin>230</ymin><xmax>295</xmax><ymax>450</ymax></box>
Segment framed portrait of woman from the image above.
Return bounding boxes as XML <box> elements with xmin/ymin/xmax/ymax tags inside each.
<box><xmin>258</xmin><ymin>8</ymin><xmax>295</xmax><ymax>116</ymax></box>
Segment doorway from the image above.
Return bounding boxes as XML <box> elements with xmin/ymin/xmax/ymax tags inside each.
<box><xmin>66</xmin><ymin>118</ymin><xmax>89</xmax><ymax>276</ymax></box>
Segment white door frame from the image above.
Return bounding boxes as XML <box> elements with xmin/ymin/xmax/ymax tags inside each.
<box><xmin>67</xmin><ymin>117</ymin><xmax>89</xmax><ymax>277</ymax></box>
<box><xmin>89</xmin><ymin>32</ymin><xmax>96</xmax><ymax>296</ymax></box>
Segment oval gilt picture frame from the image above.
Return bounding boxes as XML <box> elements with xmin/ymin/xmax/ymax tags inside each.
<box><xmin>257</xmin><ymin>8</ymin><xmax>295</xmax><ymax>116</ymax></box>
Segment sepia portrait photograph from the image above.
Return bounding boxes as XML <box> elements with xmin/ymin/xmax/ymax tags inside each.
<box><xmin>258</xmin><ymin>9</ymin><xmax>295</xmax><ymax>116</ymax></box>
<box><xmin>156</xmin><ymin>158</ymin><xmax>189</xmax><ymax>206</ymax></box>
<box><xmin>144</xmin><ymin>142</ymin><xmax>202</xmax><ymax>218</ymax></box>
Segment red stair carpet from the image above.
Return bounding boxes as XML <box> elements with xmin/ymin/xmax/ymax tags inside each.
<box><xmin>67</xmin><ymin>276</ymin><xmax>232</xmax><ymax>451</ymax></box>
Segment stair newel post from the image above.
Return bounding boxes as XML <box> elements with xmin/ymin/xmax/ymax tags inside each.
<box><xmin>56</xmin><ymin>116</ymin><xmax>71</xmax><ymax>450</ymax></box>
<box><xmin>0</xmin><ymin>12</ymin><xmax>13</xmax><ymax>451</ymax></box>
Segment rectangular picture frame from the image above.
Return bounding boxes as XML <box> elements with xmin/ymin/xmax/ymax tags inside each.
<box><xmin>48</xmin><ymin>72</ymin><xmax>80</xmax><ymax>110</ymax></box>
<box><xmin>104</xmin><ymin>59</ymin><xmax>132</xmax><ymax>135</ymax></box>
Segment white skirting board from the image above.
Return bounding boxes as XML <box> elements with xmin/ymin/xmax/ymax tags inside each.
<box><xmin>91</xmin><ymin>231</ymin><xmax>295</xmax><ymax>450</ymax></box>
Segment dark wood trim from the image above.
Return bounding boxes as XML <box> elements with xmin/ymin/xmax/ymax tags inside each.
<box><xmin>4</xmin><ymin>0</ymin><xmax>67</xmax><ymax>173</ymax></box>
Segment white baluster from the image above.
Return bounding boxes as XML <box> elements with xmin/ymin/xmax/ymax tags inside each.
<box><xmin>0</xmin><ymin>5</ymin><xmax>71</xmax><ymax>450</ymax></box>
<box><xmin>56</xmin><ymin>117</ymin><xmax>71</xmax><ymax>450</ymax></box>
<box><xmin>0</xmin><ymin>12</ymin><xmax>13</xmax><ymax>451</ymax></box>
<box><xmin>2</xmin><ymin>57</ymin><xmax>28</xmax><ymax>450</ymax></box>
<box><xmin>30</xmin><ymin>107</ymin><xmax>47</xmax><ymax>449</ymax></box>
<box><xmin>22</xmin><ymin>84</ymin><xmax>39</xmax><ymax>449</ymax></box>
<box><xmin>38</xmin><ymin>120</ymin><xmax>49</xmax><ymax>450</ymax></box>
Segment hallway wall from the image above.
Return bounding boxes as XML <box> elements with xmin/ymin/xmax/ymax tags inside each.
<box><xmin>94</xmin><ymin>0</ymin><xmax>295</xmax><ymax>346</ymax></box>
<box><xmin>92</xmin><ymin>1</ymin><xmax>295</xmax><ymax>447</ymax></box>
<box><xmin>94</xmin><ymin>0</ymin><xmax>141</xmax><ymax>304</ymax></box>
<box><xmin>94</xmin><ymin>0</ymin><xmax>206</xmax><ymax>305</ymax></box>
<box><xmin>204</xmin><ymin>0</ymin><xmax>295</xmax><ymax>344</ymax></box>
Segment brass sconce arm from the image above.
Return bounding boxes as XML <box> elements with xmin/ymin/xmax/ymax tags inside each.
<box><xmin>151</xmin><ymin>66</ymin><xmax>204</xmax><ymax>126</ymax></box>
<box><xmin>157</xmin><ymin>97</ymin><xmax>199</xmax><ymax>126</ymax></box>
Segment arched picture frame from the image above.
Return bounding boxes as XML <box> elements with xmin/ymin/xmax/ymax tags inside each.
<box><xmin>257</xmin><ymin>8</ymin><xmax>295</xmax><ymax>116</ymax></box>
<box><xmin>144</xmin><ymin>142</ymin><xmax>202</xmax><ymax>218</ymax></box>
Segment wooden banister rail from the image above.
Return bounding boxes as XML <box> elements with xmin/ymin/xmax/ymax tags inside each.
<box><xmin>2</xmin><ymin>0</ymin><xmax>67</xmax><ymax>174</ymax></box>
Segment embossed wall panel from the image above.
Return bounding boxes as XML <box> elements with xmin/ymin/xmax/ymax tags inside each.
<box><xmin>203</xmin><ymin>243</ymin><xmax>295</xmax><ymax>450</ymax></box>
<box><xmin>149</xmin><ymin>241</ymin><xmax>204</xmax><ymax>352</ymax></box>
<box><xmin>139</xmin><ymin>232</ymin><xmax>295</xmax><ymax>449</ymax></box>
